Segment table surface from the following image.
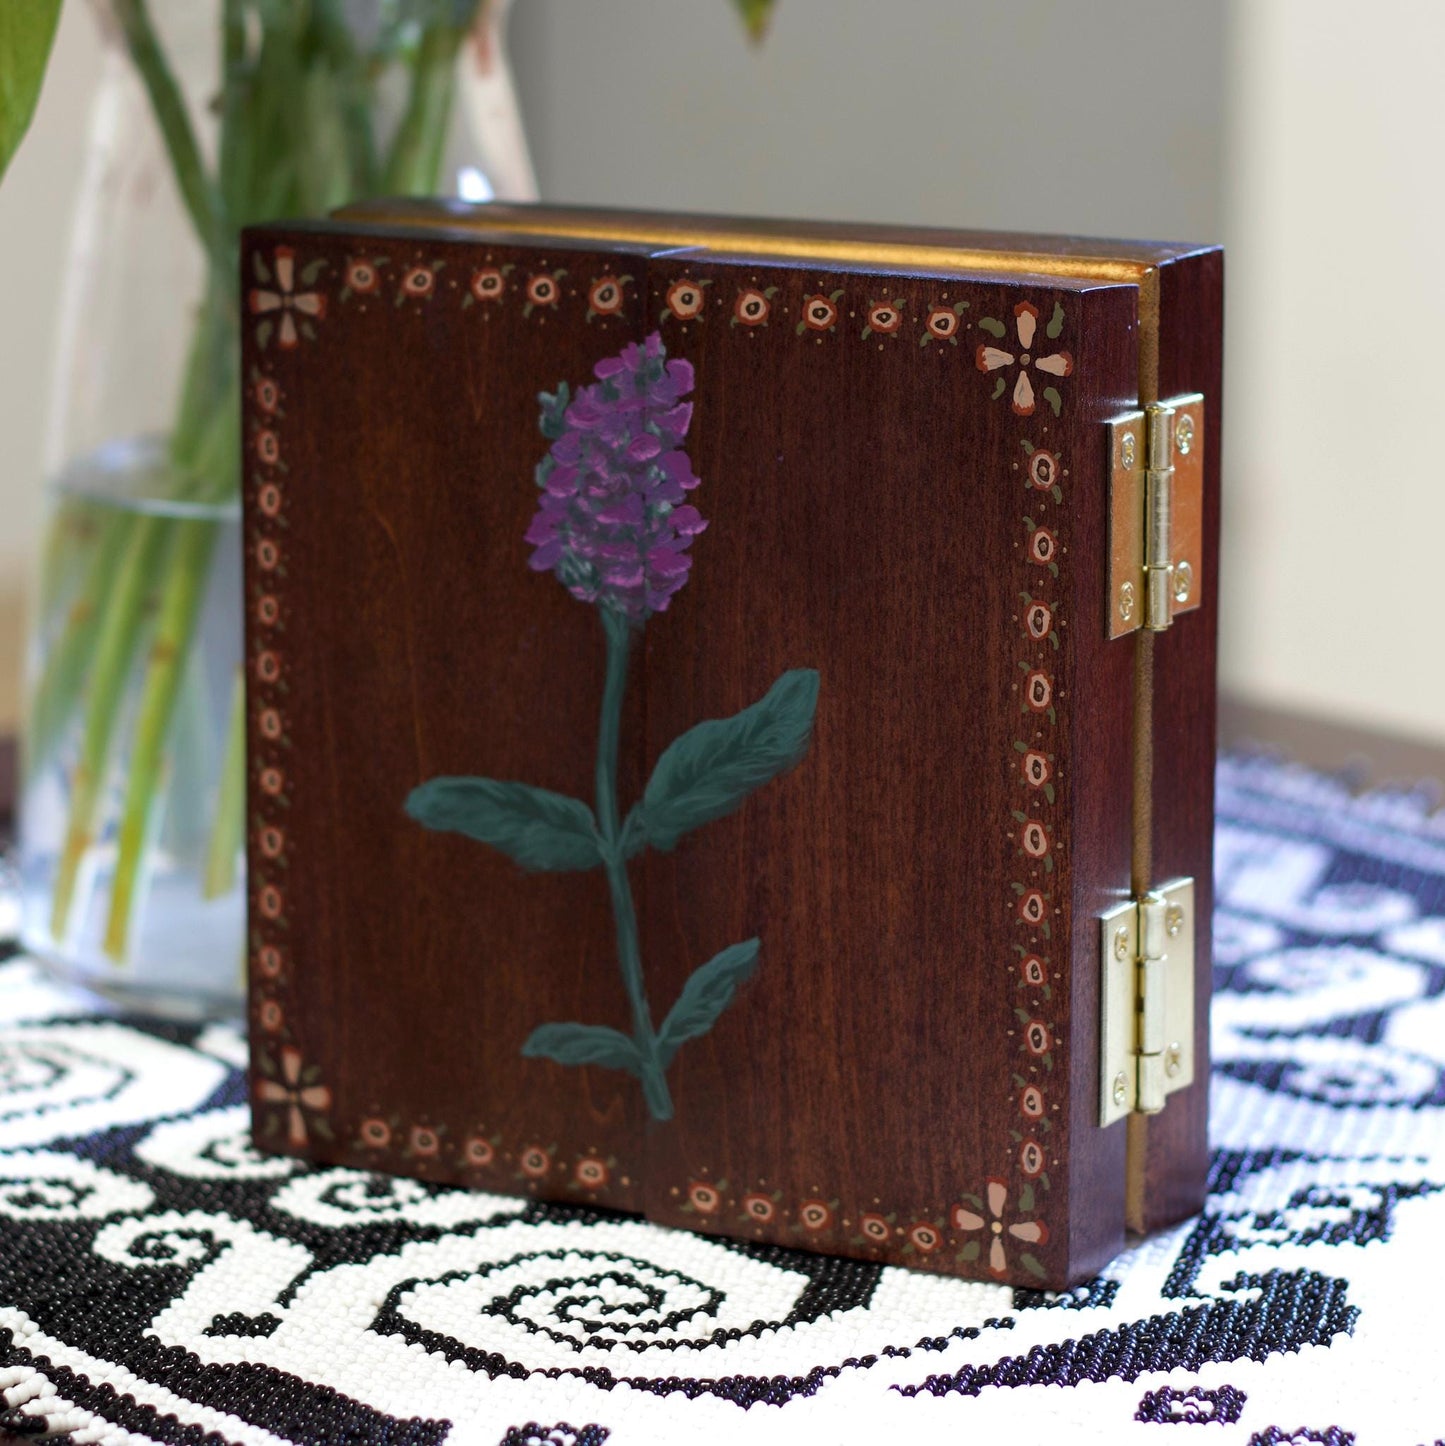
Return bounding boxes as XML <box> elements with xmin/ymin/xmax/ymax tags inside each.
<box><xmin>3</xmin><ymin>711</ymin><xmax>1445</xmax><ymax>1445</ymax></box>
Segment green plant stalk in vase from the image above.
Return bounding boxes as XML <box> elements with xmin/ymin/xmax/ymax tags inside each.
<box><xmin>34</xmin><ymin>0</ymin><xmax>780</xmax><ymax>964</ymax></box>
<box><xmin>36</xmin><ymin>0</ymin><xmax>485</xmax><ymax>959</ymax></box>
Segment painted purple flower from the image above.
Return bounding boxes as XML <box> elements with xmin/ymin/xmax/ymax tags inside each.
<box><xmin>525</xmin><ymin>331</ymin><xmax>705</xmax><ymax>621</ymax></box>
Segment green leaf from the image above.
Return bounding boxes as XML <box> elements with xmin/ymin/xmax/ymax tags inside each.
<box><xmin>1045</xmin><ymin>301</ymin><xmax>1065</xmax><ymax>339</ymax></box>
<box><xmin>406</xmin><ymin>776</ymin><xmax>602</xmax><ymax>872</ymax></box>
<box><xmin>992</xmin><ymin>377</ymin><xmax>1006</xmax><ymax>400</ymax></box>
<box><xmin>1044</xmin><ymin>386</ymin><xmax>1063</xmax><ymax>417</ymax></box>
<box><xmin>0</xmin><ymin>0</ymin><xmax>60</xmax><ymax>186</ymax></box>
<box><xmin>959</xmin><ymin>1240</ymin><xmax>981</xmax><ymax>1262</ymax></box>
<box><xmin>979</xmin><ymin>316</ymin><xmax>1006</xmax><ymax>338</ymax></box>
<box><xmin>629</xmin><ymin>668</ymin><xmax>820</xmax><ymax>853</ymax></box>
<box><xmin>730</xmin><ymin>0</ymin><xmax>777</xmax><ymax>42</ymax></box>
<box><xmin>658</xmin><ymin>938</ymin><xmax>761</xmax><ymax>1066</ymax></box>
<box><xmin>1019</xmin><ymin>1251</ymin><xmax>1048</xmax><ymax>1279</ymax></box>
<box><xmin>522</xmin><ymin>1022</ymin><xmax>643</xmax><ymax>1075</ymax></box>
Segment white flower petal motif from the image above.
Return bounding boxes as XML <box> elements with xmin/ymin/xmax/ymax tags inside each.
<box><xmin>1013</xmin><ymin>370</ymin><xmax>1035</xmax><ymax>415</ymax></box>
<box><xmin>977</xmin><ymin>345</ymin><xmax>1015</xmax><ymax>372</ymax></box>
<box><xmin>1035</xmin><ymin>352</ymin><xmax>1073</xmax><ymax>377</ymax></box>
<box><xmin>1015</xmin><ymin>302</ymin><xmax>1038</xmax><ymax>349</ymax></box>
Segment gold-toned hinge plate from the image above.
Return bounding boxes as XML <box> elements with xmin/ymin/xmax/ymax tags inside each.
<box><xmin>1106</xmin><ymin>395</ymin><xmax>1205</xmax><ymax>638</ymax></box>
<box><xmin>1099</xmin><ymin>877</ymin><xmax>1196</xmax><ymax>1126</ymax></box>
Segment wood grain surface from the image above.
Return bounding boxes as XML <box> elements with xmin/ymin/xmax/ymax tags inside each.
<box><xmin>240</xmin><ymin>204</ymin><xmax>1220</xmax><ymax>1287</ymax></box>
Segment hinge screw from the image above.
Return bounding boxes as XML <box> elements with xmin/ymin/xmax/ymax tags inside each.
<box><xmin>1119</xmin><ymin>581</ymin><xmax>1136</xmax><ymax>622</ymax></box>
<box><xmin>1165</xmin><ymin>904</ymin><xmax>1185</xmax><ymax>938</ymax></box>
<box><xmin>1175</xmin><ymin>413</ymin><xmax>1195</xmax><ymax>455</ymax></box>
<box><xmin>1173</xmin><ymin>561</ymin><xmax>1193</xmax><ymax>603</ymax></box>
<box><xmin>1121</xmin><ymin>431</ymin><xmax>1137</xmax><ymax>469</ymax></box>
<box><xmin>1165</xmin><ymin>1044</ymin><xmax>1183</xmax><ymax>1078</ymax></box>
<box><xmin>1113</xmin><ymin>927</ymin><xmax>1131</xmax><ymax>963</ymax></box>
<box><xmin>1112</xmin><ymin>1071</ymin><xmax>1129</xmax><ymax>1106</ymax></box>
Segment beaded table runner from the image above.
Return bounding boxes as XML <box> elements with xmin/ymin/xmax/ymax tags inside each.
<box><xmin>1</xmin><ymin>754</ymin><xmax>1443</xmax><ymax>1445</ymax></box>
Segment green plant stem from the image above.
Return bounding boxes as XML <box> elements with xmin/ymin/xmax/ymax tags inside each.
<box><xmin>113</xmin><ymin>0</ymin><xmax>226</xmax><ymax>271</ymax></box>
<box><xmin>101</xmin><ymin>287</ymin><xmax>239</xmax><ymax>957</ymax></box>
<box><xmin>381</xmin><ymin>21</ymin><xmax>465</xmax><ymax>194</ymax></box>
<box><xmin>102</xmin><ymin>517</ymin><xmax>220</xmax><ymax>959</ymax></box>
<box><xmin>49</xmin><ymin>514</ymin><xmax>172</xmax><ymax>940</ymax></box>
<box><xmin>596</xmin><ymin>607</ymin><xmax>672</xmax><ymax>1121</ymax></box>
<box><xmin>25</xmin><ymin>510</ymin><xmax>138</xmax><ymax>783</ymax></box>
<box><xmin>203</xmin><ymin>665</ymin><xmax>247</xmax><ymax>900</ymax></box>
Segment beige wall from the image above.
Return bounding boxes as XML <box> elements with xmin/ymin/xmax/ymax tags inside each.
<box><xmin>1220</xmin><ymin>0</ymin><xmax>1445</xmax><ymax>742</ymax></box>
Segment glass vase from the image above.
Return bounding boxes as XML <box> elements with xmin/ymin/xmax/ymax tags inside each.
<box><xmin>19</xmin><ymin>0</ymin><xmax>533</xmax><ymax>1016</ymax></box>
<box><xmin>21</xmin><ymin>441</ymin><xmax>246</xmax><ymax>1011</ymax></box>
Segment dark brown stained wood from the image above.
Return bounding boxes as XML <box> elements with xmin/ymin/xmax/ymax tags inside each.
<box><xmin>243</xmin><ymin>232</ymin><xmax>657</xmax><ymax>1212</ymax></box>
<box><xmin>1126</xmin><ymin>248</ymin><xmax>1224</xmax><ymax>1233</ymax></box>
<box><xmin>240</xmin><ymin>201</ymin><xmax>1220</xmax><ymax>1289</ymax></box>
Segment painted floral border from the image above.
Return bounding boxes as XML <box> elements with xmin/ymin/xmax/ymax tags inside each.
<box><xmin>243</xmin><ymin>235</ymin><xmax>1079</xmax><ymax>1283</ymax></box>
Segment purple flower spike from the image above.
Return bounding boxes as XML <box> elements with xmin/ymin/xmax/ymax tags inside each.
<box><xmin>528</xmin><ymin>332</ymin><xmax>705</xmax><ymax>622</ymax></box>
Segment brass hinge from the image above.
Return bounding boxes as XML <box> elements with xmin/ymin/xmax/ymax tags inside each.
<box><xmin>1099</xmin><ymin>878</ymin><xmax>1196</xmax><ymax>1125</ymax></box>
<box><xmin>1107</xmin><ymin>395</ymin><xmax>1205</xmax><ymax>638</ymax></box>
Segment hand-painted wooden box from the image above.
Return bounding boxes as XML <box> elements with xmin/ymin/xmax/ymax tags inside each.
<box><xmin>241</xmin><ymin>202</ymin><xmax>1222</xmax><ymax>1289</ymax></box>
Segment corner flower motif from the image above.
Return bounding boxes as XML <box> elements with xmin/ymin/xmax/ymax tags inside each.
<box><xmin>248</xmin><ymin>246</ymin><xmax>326</xmax><ymax>349</ymax></box>
<box><xmin>661</xmin><ymin>278</ymin><xmax>709</xmax><ymax>322</ymax></box>
<box><xmin>951</xmin><ymin>1179</ymin><xmax>1049</xmax><ymax>1278</ymax></box>
<box><xmin>255</xmin><ymin>1046</ymin><xmax>332</xmax><ymax>1148</ymax></box>
<box><xmin>525</xmin><ymin>331</ymin><xmax>703</xmax><ymax>622</ymax></box>
<box><xmin>976</xmin><ymin>301</ymin><xmax>1073</xmax><ymax>415</ymax></box>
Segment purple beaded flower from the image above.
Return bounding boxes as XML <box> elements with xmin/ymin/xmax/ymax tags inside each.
<box><xmin>525</xmin><ymin>331</ymin><xmax>705</xmax><ymax>622</ymax></box>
